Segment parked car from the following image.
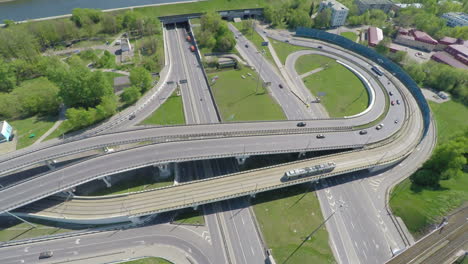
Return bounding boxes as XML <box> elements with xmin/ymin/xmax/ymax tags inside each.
<box><xmin>389</xmin><ymin>91</ymin><xmax>393</xmax><ymax>96</ymax></box>
<box><xmin>359</xmin><ymin>130</ymin><xmax>368</xmax><ymax>135</ymax></box>
<box><xmin>391</xmin><ymin>101</ymin><xmax>395</xmax><ymax>106</ymax></box>
<box><xmin>129</xmin><ymin>114</ymin><xmax>136</xmax><ymax>120</ymax></box>
<box><xmin>279</xmin><ymin>84</ymin><xmax>283</xmax><ymax>89</ymax></box>
<box><xmin>297</xmin><ymin>122</ymin><xmax>306</xmax><ymax>127</ymax></box>
<box><xmin>316</xmin><ymin>134</ymin><xmax>325</xmax><ymax>139</ymax></box>
<box><xmin>396</xmin><ymin>100</ymin><xmax>400</xmax><ymax>105</ymax></box>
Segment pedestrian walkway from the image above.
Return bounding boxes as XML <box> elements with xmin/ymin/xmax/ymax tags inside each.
<box><xmin>299</xmin><ymin>67</ymin><xmax>324</xmax><ymax>79</ymax></box>
<box><xmin>33</xmin><ymin>105</ymin><xmax>66</xmax><ymax>145</ymax></box>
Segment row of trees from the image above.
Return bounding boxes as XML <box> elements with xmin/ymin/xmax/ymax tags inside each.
<box><xmin>410</xmin><ymin>129</ymin><xmax>467</xmax><ymax>187</ymax></box>
<box><xmin>121</xmin><ymin>67</ymin><xmax>153</xmax><ymax>105</ymax></box>
<box><xmin>197</xmin><ymin>12</ymin><xmax>236</xmax><ymax>52</ymax></box>
<box><xmin>0</xmin><ymin>8</ymin><xmax>162</xmax><ymax>61</ymax></box>
<box><xmin>403</xmin><ymin>61</ymin><xmax>467</xmax><ymax>106</ymax></box>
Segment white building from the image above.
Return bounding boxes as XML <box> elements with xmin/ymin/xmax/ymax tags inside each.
<box><xmin>318</xmin><ymin>0</ymin><xmax>349</xmax><ymax>27</ymax></box>
<box><xmin>441</xmin><ymin>12</ymin><xmax>468</xmax><ymax>27</ymax></box>
<box><xmin>121</xmin><ymin>38</ymin><xmax>132</xmax><ymax>52</ymax></box>
<box><xmin>0</xmin><ymin>121</ymin><xmax>13</xmax><ymax>143</ymax></box>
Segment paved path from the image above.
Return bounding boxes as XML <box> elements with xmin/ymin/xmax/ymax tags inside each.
<box><xmin>299</xmin><ymin>67</ymin><xmax>324</xmax><ymax>79</ymax></box>
<box><xmin>33</xmin><ymin>106</ymin><xmax>66</xmax><ymax>145</ymax></box>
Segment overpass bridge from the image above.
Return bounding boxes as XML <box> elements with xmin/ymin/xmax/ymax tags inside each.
<box><xmin>13</xmin><ymin>92</ymin><xmax>421</xmax><ymax>223</ymax></box>
<box><xmin>0</xmin><ymin>22</ymin><xmax>429</xmax><ymax>225</ymax></box>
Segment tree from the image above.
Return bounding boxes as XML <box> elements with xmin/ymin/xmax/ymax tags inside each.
<box><xmin>101</xmin><ymin>13</ymin><xmax>121</xmax><ymax>34</ymax></box>
<box><xmin>121</xmin><ymin>86</ymin><xmax>141</xmax><ymax>105</ymax></box>
<box><xmin>65</xmin><ymin>107</ymin><xmax>96</xmax><ymax>130</ymax></box>
<box><xmin>241</xmin><ymin>19</ymin><xmax>254</xmax><ymax>35</ymax></box>
<box><xmin>96</xmin><ymin>94</ymin><xmax>117</xmax><ymax>120</ymax></box>
<box><xmin>288</xmin><ymin>9</ymin><xmax>312</xmax><ymax>29</ymax></box>
<box><xmin>71</xmin><ymin>8</ymin><xmax>102</xmax><ymax>27</ymax></box>
<box><xmin>215</xmin><ymin>32</ymin><xmax>236</xmax><ymax>52</ymax></box>
<box><xmin>314</xmin><ymin>9</ymin><xmax>331</xmax><ymax>28</ymax></box>
<box><xmin>130</xmin><ymin>67</ymin><xmax>152</xmax><ymax>93</ymax></box>
<box><xmin>12</xmin><ymin>77</ymin><xmax>60</xmax><ymax>116</ymax></box>
<box><xmin>375</xmin><ymin>37</ymin><xmax>391</xmax><ymax>55</ymax></box>
<box><xmin>0</xmin><ymin>58</ymin><xmax>16</xmax><ymax>92</ymax></box>
<box><xmin>0</xmin><ymin>93</ymin><xmax>20</xmax><ymax>119</ymax></box>
<box><xmin>201</xmin><ymin>12</ymin><xmax>222</xmax><ymax>33</ymax></box>
<box><xmin>95</xmin><ymin>50</ymin><xmax>114</xmax><ymax>68</ymax></box>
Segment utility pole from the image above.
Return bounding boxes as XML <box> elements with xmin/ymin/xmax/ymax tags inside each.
<box><xmin>256</xmin><ymin>49</ymin><xmax>266</xmax><ymax>94</ymax></box>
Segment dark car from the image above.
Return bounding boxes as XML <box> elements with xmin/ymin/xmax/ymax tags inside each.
<box><xmin>279</xmin><ymin>84</ymin><xmax>283</xmax><ymax>89</ymax></box>
<box><xmin>129</xmin><ymin>114</ymin><xmax>136</xmax><ymax>120</ymax></box>
<box><xmin>39</xmin><ymin>251</ymin><xmax>53</xmax><ymax>259</ymax></box>
<box><xmin>245</xmin><ymin>44</ymin><xmax>249</xmax><ymax>48</ymax></box>
<box><xmin>389</xmin><ymin>91</ymin><xmax>393</xmax><ymax>96</ymax></box>
<box><xmin>297</xmin><ymin>122</ymin><xmax>306</xmax><ymax>127</ymax></box>
<box><xmin>318</xmin><ymin>45</ymin><xmax>323</xmax><ymax>49</ymax></box>
<box><xmin>396</xmin><ymin>100</ymin><xmax>400</xmax><ymax>105</ymax></box>
<box><xmin>285</xmin><ymin>39</ymin><xmax>290</xmax><ymax>43</ymax></box>
<box><xmin>359</xmin><ymin>130</ymin><xmax>368</xmax><ymax>135</ymax></box>
<box><xmin>316</xmin><ymin>134</ymin><xmax>325</xmax><ymax>139</ymax></box>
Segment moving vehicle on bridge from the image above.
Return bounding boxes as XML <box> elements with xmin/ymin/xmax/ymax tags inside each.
<box><xmin>371</xmin><ymin>65</ymin><xmax>384</xmax><ymax>76</ymax></box>
<box><xmin>284</xmin><ymin>162</ymin><xmax>336</xmax><ymax>180</ymax></box>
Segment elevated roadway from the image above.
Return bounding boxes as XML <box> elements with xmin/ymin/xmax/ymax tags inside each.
<box><xmin>13</xmin><ymin>89</ymin><xmax>421</xmax><ymax>222</ymax></box>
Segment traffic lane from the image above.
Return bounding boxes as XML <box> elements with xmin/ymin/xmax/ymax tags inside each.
<box><xmin>0</xmin><ymin>223</ymin><xmax>213</xmax><ymax>264</ymax></box>
<box><xmin>230</xmin><ymin>24</ymin><xmax>310</xmax><ymax>119</ymax></box>
<box><xmin>214</xmin><ymin>159</ymin><xmax>266</xmax><ymax>264</ymax></box>
<box><xmin>1</xmin><ymin>125</ymin><xmax>403</xmax><ymax>214</ymax></box>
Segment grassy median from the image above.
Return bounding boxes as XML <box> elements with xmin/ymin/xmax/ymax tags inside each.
<box><xmin>301</xmin><ymin>56</ymin><xmax>368</xmax><ymax>117</ymax></box>
<box><xmin>209</xmin><ymin>68</ymin><xmax>286</xmax><ymax>121</ymax></box>
<box><xmin>295</xmin><ymin>54</ymin><xmax>335</xmax><ymax>76</ymax></box>
<box><xmin>173</xmin><ymin>209</ymin><xmax>205</xmax><ymax>226</ymax></box>
<box><xmin>269</xmin><ymin>38</ymin><xmax>310</xmax><ymax>65</ymax></box>
<box><xmin>390</xmin><ymin>100</ymin><xmax>468</xmax><ymax>237</ymax></box>
<box><xmin>253</xmin><ymin>184</ymin><xmax>336</xmax><ymax>264</ymax></box>
<box><xmin>9</xmin><ymin>115</ymin><xmax>57</xmax><ymax>149</ymax></box>
<box><xmin>140</xmin><ymin>91</ymin><xmax>185</xmax><ymax>126</ymax></box>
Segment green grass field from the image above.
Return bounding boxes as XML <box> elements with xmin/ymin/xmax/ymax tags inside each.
<box><xmin>340</xmin><ymin>32</ymin><xmax>358</xmax><ymax>42</ymax></box>
<box><xmin>140</xmin><ymin>92</ymin><xmax>185</xmax><ymax>125</ymax></box>
<box><xmin>269</xmin><ymin>38</ymin><xmax>310</xmax><ymax>65</ymax></box>
<box><xmin>134</xmin><ymin>0</ymin><xmax>271</xmax><ymax>18</ymax></box>
<box><xmin>428</xmin><ymin>100</ymin><xmax>468</xmax><ymax>143</ymax></box>
<box><xmin>390</xmin><ymin>99</ymin><xmax>468</xmax><ymax>237</ymax></box>
<box><xmin>253</xmin><ymin>184</ymin><xmax>336</xmax><ymax>264</ymax></box>
<box><xmin>173</xmin><ymin>209</ymin><xmax>205</xmax><ymax>226</ymax></box>
<box><xmin>121</xmin><ymin>257</ymin><xmax>173</xmax><ymax>264</ymax></box>
<box><xmin>295</xmin><ymin>54</ymin><xmax>336</xmax><ymax>75</ymax></box>
<box><xmin>10</xmin><ymin>115</ymin><xmax>57</xmax><ymax>149</ymax></box>
<box><xmin>302</xmin><ymin>57</ymin><xmax>368</xmax><ymax>117</ymax></box>
<box><xmin>209</xmin><ymin>68</ymin><xmax>286</xmax><ymax>121</ymax></box>
<box><xmin>0</xmin><ymin>221</ymin><xmax>73</xmax><ymax>242</ymax></box>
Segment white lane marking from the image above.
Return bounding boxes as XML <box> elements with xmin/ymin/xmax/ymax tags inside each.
<box><xmin>362</xmin><ymin>250</ymin><xmax>368</xmax><ymax>260</ymax></box>
<box><xmin>75</xmin><ymin>239</ymin><xmax>80</xmax><ymax>245</ymax></box>
<box><xmin>241</xmin><ymin>215</ymin><xmax>245</xmax><ymax>225</ymax></box>
<box><xmin>350</xmin><ymin>221</ymin><xmax>355</xmax><ymax>230</ymax></box>
<box><xmin>24</xmin><ymin>247</ymin><xmax>29</xmax><ymax>252</ymax></box>
<box><xmin>251</xmin><ymin>246</ymin><xmax>255</xmax><ymax>255</ymax></box>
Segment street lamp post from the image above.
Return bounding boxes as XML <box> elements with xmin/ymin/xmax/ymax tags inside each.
<box><xmin>255</xmin><ymin>49</ymin><xmax>266</xmax><ymax>94</ymax></box>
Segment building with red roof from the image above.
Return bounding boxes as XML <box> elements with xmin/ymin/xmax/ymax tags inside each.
<box><xmin>431</xmin><ymin>52</ymin><xmax>468</xmax><ymax>70</ymax></box>
<box><xmin>394</xmin><ymin>29</ymin><xmax>438</xmax><ymax>51</ymax></box>
<box><xmin>368</xmin><ymin>26</ymin><xmax>383</xmax><ymax>47</ymax></box>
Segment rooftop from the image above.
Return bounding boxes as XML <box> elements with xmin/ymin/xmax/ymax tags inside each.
<box><xmin>368</xmin><ymin>27</ymin><xmax>383</xmax><ymax>46</ymax></box>
<box><xmin>448</xmin><ymin>44</ymin><xmax>468</xmax><ymax>57</ymax></box>
<box><xmin>439</xmin><ymin>36</ymin><xmax>458</xmax><ymax>45</ymax></box>
<box><xmin>431</xmin><ymin>52</ymin><xmax>468</xmax><ymax>70</ymax></box>
<box><xmin>412</xmin><ymin>30</ymin><xmax>438</xmax><ymax>44</ymax></box>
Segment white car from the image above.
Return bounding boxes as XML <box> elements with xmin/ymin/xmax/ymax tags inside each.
<box><xmin>376</xmin><ymin>124</ymin><xmax>384</xmax><ymax>130</ymax></box>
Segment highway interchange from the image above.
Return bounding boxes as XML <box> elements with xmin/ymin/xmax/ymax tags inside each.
<box><xmin>0</xmin><ymin>17</ymin><xmax>435</xmax><ymax>264</ymax></box>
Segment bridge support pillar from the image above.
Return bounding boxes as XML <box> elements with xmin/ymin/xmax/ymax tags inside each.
<box><xmin>298</xmin><ymin>152</ymin><xmax>306</xmax><ymax>158</ymax></box>
<box><xmin>101</xmin><ymin>176</ymin><xmax>112</xmax><ymax>188</ymax></box>
<box><xmin>157</xmin><ymin>163</ymin><xmax>172</xmax><ymax>178</ymax></box>
<box><xmin>174</xmin><ymin>163</ymin><xmax>180</xmax><ymax>185</ymax></box>
<box><xmin>235</xmin><ymin>155</ymin><xmax>250</xmax><ymax>165</ymax></box>
<box><xmin>129</xmin><ymin>217</ymin><xmax>142</xmax><ymax>225</ymax></box>
<box><xmin>250</xmin><ymin>193</ymin><xmax>256</xmax><ymax>198</ymax></box>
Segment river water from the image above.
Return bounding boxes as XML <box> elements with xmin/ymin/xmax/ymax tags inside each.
<box><xmin>0</xmin><ymin>0</ymin><xmax>194</xmax><ymax>21</ymax></box>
